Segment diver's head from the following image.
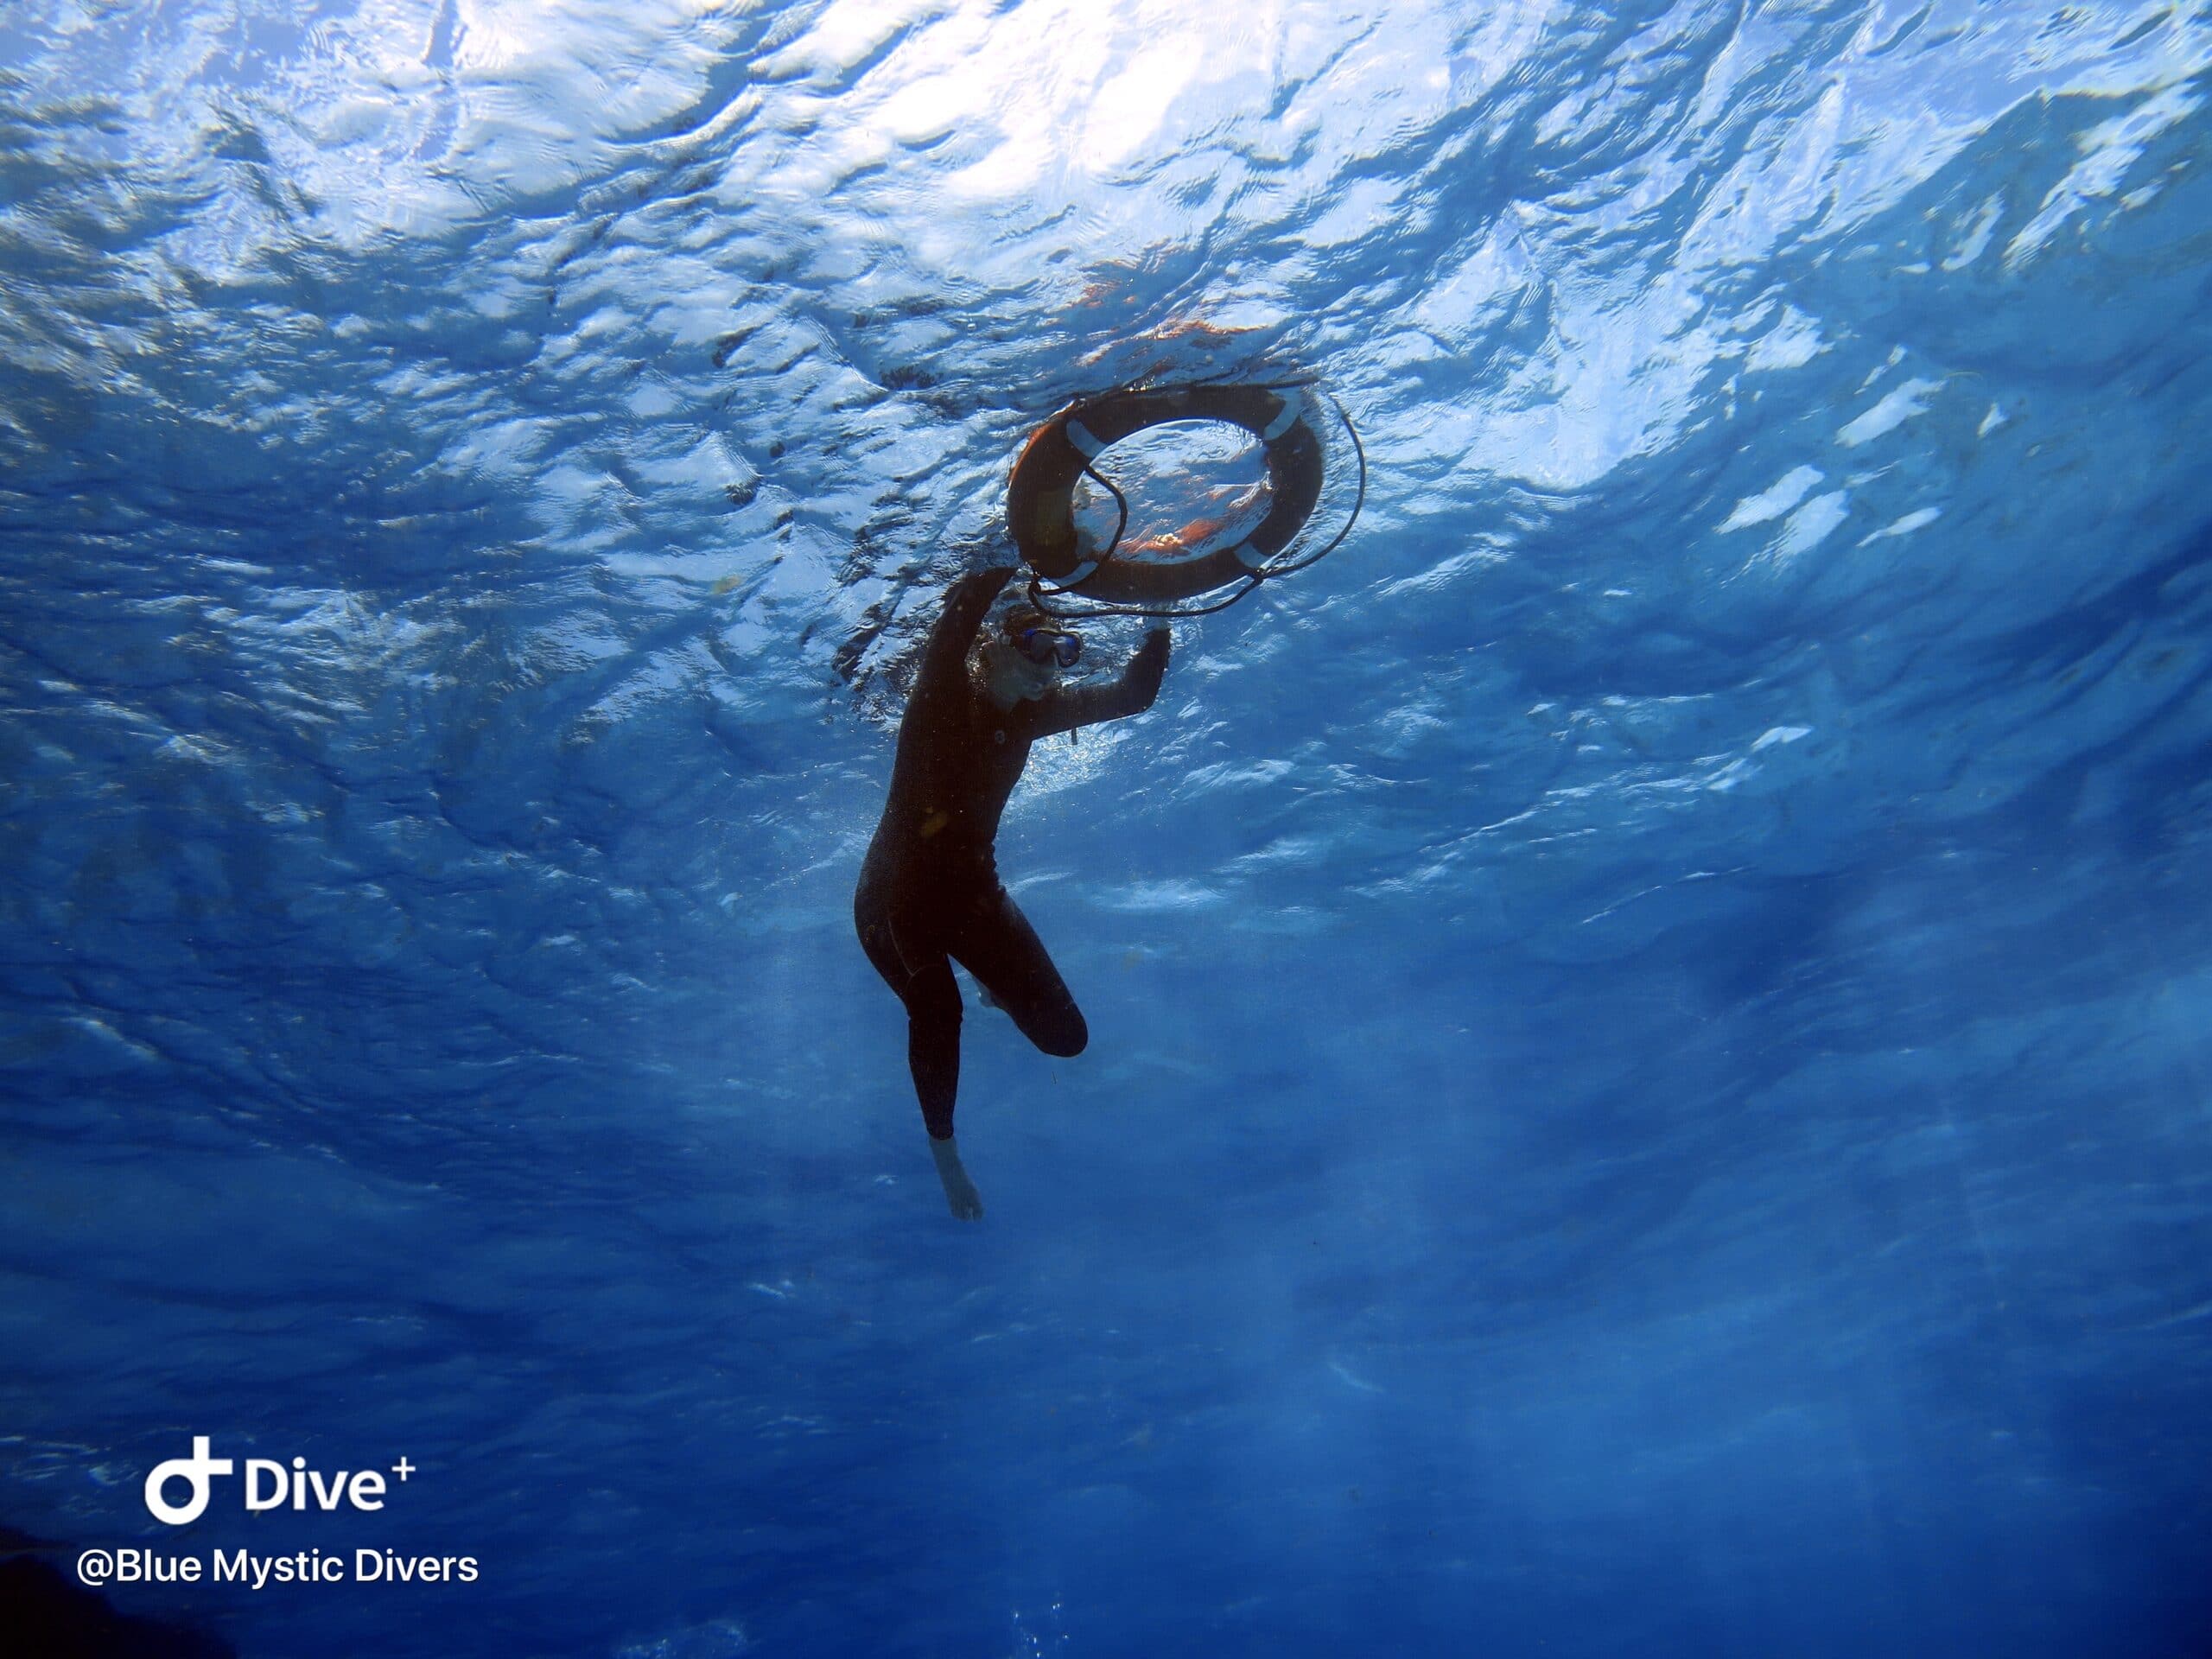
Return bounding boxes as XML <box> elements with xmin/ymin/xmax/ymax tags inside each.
<box><xmin>978</xmin><ymin>605</ymin><xmax>1081</xmax><ymax>707</ymax></box>
<box><xmin>1001</xmin><ymin>607</ymin><xmax>1083</xmax><ymax>670</ymax></box>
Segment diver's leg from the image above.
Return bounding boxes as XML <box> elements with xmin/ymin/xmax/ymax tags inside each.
<box><xmin>897</xmin><ymin>961</ymin><xmax>982</xmax><ymax>1222</ymax></box>
<box><xmin>860</xmin><ymin>915</ymin><xmax>963</xmax><ymax>1130</ymax></box>
<box><xmin>895</xmin><ymin>957</ymin><xmax>962</xmax><ymax>1135</ymax></box>
<box><xmin>891</xmin><ymin>953</ymin><xmax>987</xmax><ymax>1221</ymax></box>
<box><xmin>858</xmin><ymin>898</ymin><xmax>964</xmax><ymax>1141</ymax></box>
<box><xmin>858</xmin><ymin>895</ymin><xmax>982</xmax><ymax>1220</ymax></box>
<box><xmin>950</xmin><ymin>887</ymin><xmax>1089</xmax><ymax>1059</ymax></box>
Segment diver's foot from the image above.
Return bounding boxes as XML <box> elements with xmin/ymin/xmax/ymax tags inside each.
<box><xmin>929</xmin><ymin>1135</ymin><xmax>985</xmax><ymax>1221</ymax></box>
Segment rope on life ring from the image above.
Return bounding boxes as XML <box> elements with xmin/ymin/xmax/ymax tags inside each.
<box><xmin>1006</xmin><ymin>382</ymin><xmax>1333</xmax><ymax>609</ymax></box>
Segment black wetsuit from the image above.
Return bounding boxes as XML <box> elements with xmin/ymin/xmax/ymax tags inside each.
<box><xmin>855</xmin><ymin>566</ymin><xmax>1170</xmax><ymax>1140</ymax></box>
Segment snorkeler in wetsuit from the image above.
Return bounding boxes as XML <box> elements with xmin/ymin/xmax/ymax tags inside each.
<box><xmin>855</xmin><ymin>566</ymin><xmax>1170</xmax><ymax>1219</ymax></box>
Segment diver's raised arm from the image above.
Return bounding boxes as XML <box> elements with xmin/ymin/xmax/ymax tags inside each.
<box><xmin>919</xmin><ymin>566</ymin><xmax>1016</xmax><ymax>685</ymax></box>
<box><xmin>1020</xmin><ymin>627</ymin><xmax>1169</xmax><ymax>738</ymax></box>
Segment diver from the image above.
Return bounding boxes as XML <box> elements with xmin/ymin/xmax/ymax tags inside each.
<box><xmin>855</xmin><ymin>566</ymin><xmax>1170</xmax><ymax>1219</ymax></box>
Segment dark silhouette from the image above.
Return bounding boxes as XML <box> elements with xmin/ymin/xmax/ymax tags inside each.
<box><xmin>0</xmin><ymin>1553</ymin><xmax>235</xmax><ymax>1658</ymax></box>
<box><xmin>855</xmin><ymin>566</ymin><xmax>1169</xmax><ymax>1217</ymax></box>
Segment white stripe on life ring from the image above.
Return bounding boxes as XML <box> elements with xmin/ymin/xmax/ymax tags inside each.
<box><xmin>1261</xmin><ymin>390</ymin><xmax>1303</xmax><ymax>441</ymax></box>
<box><xmin>1065</xmin><ymin>419</ymin><xmax>1106</xmax><ymax>459</ymax></box>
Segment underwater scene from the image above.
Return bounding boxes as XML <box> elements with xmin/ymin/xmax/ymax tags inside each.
<box><xmin>3</xmin><ymin>1</ymin><xmax>2211</xmax><ymax>1655</ymax></box>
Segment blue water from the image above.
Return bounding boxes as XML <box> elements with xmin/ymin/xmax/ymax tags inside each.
<box><xmin>5</xmin><ymin>2</ymin><xmax>2211</xmax><ymax>1655</ymax></box>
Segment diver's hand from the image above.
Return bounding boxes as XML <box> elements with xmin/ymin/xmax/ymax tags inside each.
<box><xmin>1139</xmin><ymin>627</ymin><xmax>1170</xmax><ymax>665</ymax></box>
<box><xmin>930</xmin><ymin>1135</ymin><xmax>985</xmax><ymax>1221</ymax></box>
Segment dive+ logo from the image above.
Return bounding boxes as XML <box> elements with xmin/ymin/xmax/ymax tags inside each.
<box><xmin>143</xmin><ymin>1439</ymin><xmax>416</xmax><ymax>1526</ymax></box>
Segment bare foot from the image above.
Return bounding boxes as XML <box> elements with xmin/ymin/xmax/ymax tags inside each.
<box><xmin>929</xmin><ymin>1135</ymin><xmax>985</xmax><ymax>1221</ymax></box>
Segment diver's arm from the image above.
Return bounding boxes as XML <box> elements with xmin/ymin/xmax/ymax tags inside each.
<box><xmin>1020</xmin><ymin>628</ymin><xmax>1169</xmax><ymax>738</ymax></box>
<box><xmin>918</xmin><ymin>567</ymin><xmax>1016</xmax><ymax>689</ymax></box>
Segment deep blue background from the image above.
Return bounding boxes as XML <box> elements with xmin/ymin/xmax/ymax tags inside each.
<box><xmin>4</xmin><ymin>2</ymin><xmax>2211</xmax><ymax>1655</ymax></box>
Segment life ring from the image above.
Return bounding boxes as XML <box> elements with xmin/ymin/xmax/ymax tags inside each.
<box><xmin>1007</xmin><ymin>384</ymin><xmax>1326</xmax><ymax>604</ymax></box>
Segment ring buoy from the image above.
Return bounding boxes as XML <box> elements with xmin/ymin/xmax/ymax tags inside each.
<box><xmin>1007</xmin><ymin>384</ymin><xmax>1326</xmax><ymax>604</ymax></box>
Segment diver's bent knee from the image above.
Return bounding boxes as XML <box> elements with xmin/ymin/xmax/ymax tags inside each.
<box><xmin>1038</xmin><ymin>1013</ymin><xmax>1087</xmax><ymax>1058</ymax></box>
